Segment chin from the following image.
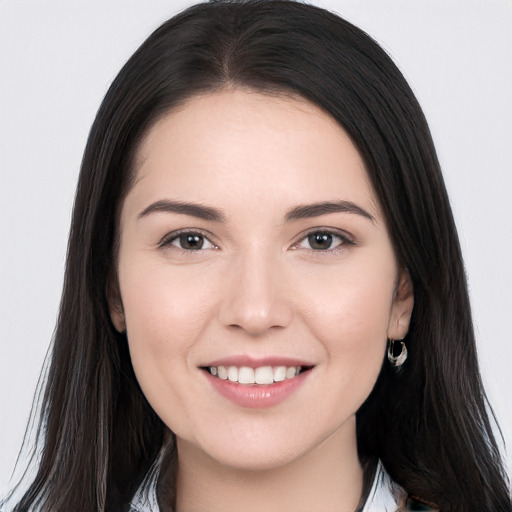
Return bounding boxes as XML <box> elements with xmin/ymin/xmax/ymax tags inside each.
<box><xmin>179</xmin><ymin>421</ymin><xmax>331</xmax><ymax>473</ymax></box>
<box><xmin>204</xmin><ymin>443</ymin><xmax>307</xmax><ymax>472</ymax></box>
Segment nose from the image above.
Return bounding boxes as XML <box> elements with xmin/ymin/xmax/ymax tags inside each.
<box><xmin>218</xmin><ymin>247</ymin><xmax>294</xmax><ymax>336</ymax></box>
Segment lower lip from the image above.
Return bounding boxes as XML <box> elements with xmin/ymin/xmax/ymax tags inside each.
<box><xmin>204</xmin><ymin>370</ymin><xmax>311</xmax><ymax>408</ymax></box>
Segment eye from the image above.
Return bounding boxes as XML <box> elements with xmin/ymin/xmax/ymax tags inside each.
<box><xmin>294</xmin><ymin>230</ymin><xmax>354</xmax><ymax>251</ymax></box>
<box><xmin>160</xmin><ymin>231</ymin><xmax>217</xmax><ymax>251</ymax></box>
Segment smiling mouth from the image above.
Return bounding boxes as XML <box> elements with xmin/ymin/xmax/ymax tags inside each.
<box><xmin>200</xmin><ymin>365</ymin><xmax>313</xmax><ymax>385</ymax></box>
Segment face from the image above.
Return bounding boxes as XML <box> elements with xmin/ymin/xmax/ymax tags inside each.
<box><xmin>110</xmin><ymin>89</ymin><xmax>413</xmax><ymax>471</ymax></box>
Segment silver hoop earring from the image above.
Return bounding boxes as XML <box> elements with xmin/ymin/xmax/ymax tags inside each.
<box><xmin>387</xmin><ymin>339</ymin><xmax>408</xmax><ymax>368</ymax></box>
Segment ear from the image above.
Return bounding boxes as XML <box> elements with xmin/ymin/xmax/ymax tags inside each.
<box><xmin>387</xmin><ymin>269</ymin><xmax>414</xmax><ymax>340</ymax></box>
<box><xmin>106</xmin><ymin>272</ymin><xmax>126</xmax><ymax>333</ymax></box>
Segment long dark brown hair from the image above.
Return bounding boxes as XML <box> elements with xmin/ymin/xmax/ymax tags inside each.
<box><xmin>5</xmin><ymin>1</ymin><xmax>511</xmax><ymax>511</ymax></box>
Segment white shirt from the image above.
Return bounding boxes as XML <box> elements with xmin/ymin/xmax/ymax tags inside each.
<box><xmin>361</xmin><ymin>460</ymin><xmax>407</xmax><ymax>512</ymax></box>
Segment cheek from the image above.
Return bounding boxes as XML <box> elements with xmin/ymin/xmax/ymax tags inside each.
<box><xmin>117</xmin><ymin>262</ymin><xmax>219</xmax><ymax>419</ymax></box>
<box><xmin>295</xmin><ymin>257</ymin><xmax>395</xmax><ymax>397</ymax></box>
<box><xmin>298</xmin><ymin>260</ymin><xmax>396</xmax><ymax>347</ymax></box>
<box><xmin>302</xmin><ymin>286</ymin><xmax>391</xmax><ymax>429</ymax></box>
<box><xmin>120</xmin><ymin>261</ymin><xmax>217</xmax><ymax>347</ymax></box>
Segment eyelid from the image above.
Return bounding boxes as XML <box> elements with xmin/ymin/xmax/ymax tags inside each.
<box><xmin>158</xmin><ymin>228</ymin><xmax>219</xmax><ymax>250</ymax></box>
<box><xmin>290</xmin><ymin>227</ymin><xmax>356</xmax><ymax>251</ymax></box>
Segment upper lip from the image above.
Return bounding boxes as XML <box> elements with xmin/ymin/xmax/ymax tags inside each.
<box><xmin>201</xmin><ymin>355</ymin><xmax>315</xmax><ymax>368</ymax></box>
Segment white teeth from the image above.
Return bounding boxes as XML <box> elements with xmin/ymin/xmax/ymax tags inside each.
<box><xmin>273</xmin><ymin>366</ymin><xmax>287</xmax><ymax>382</ymax></box>
<box><xmin>238</xmin><ymin>366</ymin><xmax>255</xmax><ymax>384</ymax></box>
<box><xmin>228</xmin><ymin>366</ymin><xmax>238</xmax><ymax>382</ymax></box>
<box><xmin>208</xmin><ymin>364</ymin><xmax>303</xmax><ymax>384</ymax></box>
<box><xmin>286</xmin><ymin>366</ymin><xmax>297</xmax><ymax>379</ymax></box>
<box><xmin>254</xmin><ymin>366</ymin><xmax>274</xmax><ymax>385</ymax></box>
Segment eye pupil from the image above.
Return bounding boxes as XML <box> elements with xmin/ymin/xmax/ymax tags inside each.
<box><xmin>308</xmin><ymin>232</ymin><xmax>333</xmax><ymax>250</ymax></box>
<box><xmin>180</xmin><ymin>233</ymin><xmax>204</xmax><ymax>250</ymax></box>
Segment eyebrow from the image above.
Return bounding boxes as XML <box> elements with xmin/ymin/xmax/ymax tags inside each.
<box><xmin>138</xmin><ymin>200</ymin><xmax>225</xmax><ymax>222</ymax></box>
<box><xmin>138</xmin><ymin>199</ymin><xmax>374</xmax><ymax>223</ymax></box>
<box><xmin>284</xmin><ymin>200</ymin><xmax>375</xmax><ymax>223</ymax></box>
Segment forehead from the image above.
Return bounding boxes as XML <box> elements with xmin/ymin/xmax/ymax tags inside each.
<box><xmin>126</xmin><ymin>88</ymin><xmax>379</xmax><ymax>221</ymax></box>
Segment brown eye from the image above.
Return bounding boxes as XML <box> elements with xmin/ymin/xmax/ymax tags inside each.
<box><xmin>307</xmin><ymin>232</ymin><xmax>335</xmax><ymax>250</ymax></box>
<box><xmin>162</xmin><ymin>231</ymin><xmax>217</xmax><ymax>251</ymax></box>
<box><xmin>293</xmin><ymin>230</ymin><xmax>354</xmax><ymax>252</ymax></box>
<box><xmin>179</xmin><ymin>233</ymin><xmax>205</xmax><ymax>250</ymax></box>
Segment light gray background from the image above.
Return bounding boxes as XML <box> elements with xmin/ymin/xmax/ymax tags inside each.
<box><xmin>1</xmin><ymin>0</ymin><xmax>511</xmax><ymax>496</ymax></box>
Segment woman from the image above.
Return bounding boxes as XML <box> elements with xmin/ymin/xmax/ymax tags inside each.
<box><xmin>3</xmin><ymin>1</ymin><xmax>511</xmax><ymax>511</ymax></box>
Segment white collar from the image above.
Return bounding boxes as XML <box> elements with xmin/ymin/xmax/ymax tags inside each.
<box><xmin>361</xmin><ymin>459</ymin><xmax>406</xmax><ymax>512</ymax></box>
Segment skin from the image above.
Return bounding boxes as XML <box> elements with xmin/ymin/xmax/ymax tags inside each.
<box><xmin>110</xmin><ymin>89</ymin><xmax>414</xmax><ymax>512</ymax></box>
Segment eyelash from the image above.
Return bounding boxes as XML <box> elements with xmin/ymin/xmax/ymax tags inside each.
<box><xmin>291</xmin><ymin>229</ymin><xmax>355</xmax><ymax>253</ymax></box>
<box><xmin>158</xmin><ymin>229</ymin><xmax>219</xmax><ymax>253</ymax></box>
<box><xmin>158</xmin><ymin>228</ymin><xmax>355</xmax><ymax>254</ymax></box>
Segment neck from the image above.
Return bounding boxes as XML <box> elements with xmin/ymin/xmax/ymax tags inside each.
<box><xmin>173</xmin><ymin>416</ymin><xmax>363</xmax><ymax>512</ymax></box>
